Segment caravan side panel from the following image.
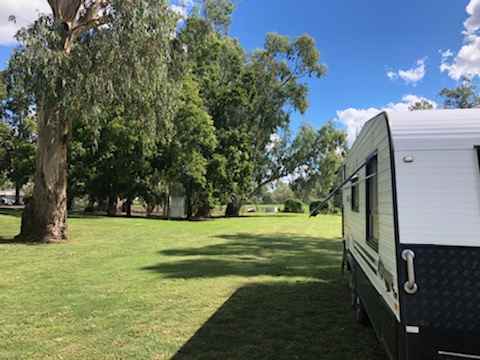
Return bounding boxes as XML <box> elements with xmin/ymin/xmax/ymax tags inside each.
<box><xmin>344</xmin><ymin>113</ymin><xmax>400</xmax><ymax>319</ymax></box>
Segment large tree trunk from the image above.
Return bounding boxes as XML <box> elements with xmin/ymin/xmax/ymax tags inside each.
<box><xmin>225</xmin><ymin>195</ymin><xmax>242</xmax><ymax>217</ymax></box>
<box><xmin>17</xmin><ymin>107</ymin><xmax>69</xmax><ymax>243</ymax></box>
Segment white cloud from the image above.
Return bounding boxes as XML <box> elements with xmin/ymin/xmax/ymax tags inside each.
<box><xmin>386</xmin><ymin>71</ymin><xmax>397</xmax><ymax>80</ymax></box>
<box><xmin>0</xmin><ymin>0</ymin><xmax>51</xmax><ymax>45</ymax></box>
<box><xmin>336</xmin><ymin>95</ymin><xmax>437</xmax><ymax>145</ymax></box>
<box><xmin>441</xmin><ymin>0</ymin><xmax>480</xmax><ymax>80</ymax></box>
<box><xmin>440</xmin><ymin>49</ymin><xmax>454</xmax><ymax>60</ymax></box>
<box><xmin>387</xmin><ymin>58</ymin><xmax>427</xmax><ymax>85</ymax></box>
<box><xmin>465</xmin><ymin>0</ymin><xmax>480</xmax><ymax>35</ymax></box>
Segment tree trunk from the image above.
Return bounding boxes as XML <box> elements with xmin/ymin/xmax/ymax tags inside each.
<box><xmin>84</xmin><ymin>197</ymin><xmax>95</xmax><ymax>213</ymax></box>
<box><xmin>195</xmin><ymin>192</ymin><xmax>210</xmax><ymax>218</ymax></box>
<box><xmin>146</xmin><ymin>202</ymin><xmax>155</xmax><ymax>217</ymax></box>
<box><xmin>67</xmin><ymin>195</ymin><xmax>75</xmax><ymax>212</ymax></box>
<box><xmin>17</xmin><ymin>107</ymin><xmax>69</xmax><ymax>243</ymax></box>
<box><xmin>125</xmin><ymin>198</ymin><xmax>132</xmax><ymax>217</ymax></box>
<box><xmin>225</xmin><ymin>196</ymin><xmax>242</xmax><ymax>217</ymax></box>
<box><xmin>107</xmin><ymin>193</ymin><xmax>118</xmax><ymax>217</ymax></box>
<box><xmin>14</xmin><ymin>182</ymin><xmax>21</xmax><ymax>205</ymax></box>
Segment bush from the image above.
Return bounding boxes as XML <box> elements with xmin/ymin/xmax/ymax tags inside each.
<box><xmin>283</xmin><ymin>199</ymin><xmax>305</xmax><ymax>213</ymax></box>
<box><xmin>309</xmin><ymin>200</ymin><xmax>328</xmax><ymax>216</ymax></box>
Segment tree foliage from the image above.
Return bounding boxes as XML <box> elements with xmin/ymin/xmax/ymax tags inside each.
<box><xmin>440</xmin><ymin>77</ymin><xmax>480</xmax><ymax>109</ymax></box>
<box><xmin>409</xmin><ymin>99</ymin><xmax>434</xmax><ymax>111</ymax></box>
<box><xmin>291</xmin><ymin>122</ymin><xmax>347</xmax><ymax>205</ymax></box>
<box><xmin>0</xmin><ymin>63</ymin><xmax>37</xmax><ymax>203</ymax></box>
<box><xmin>3</xmin><ymin>0</ymin><xmax>336</xmax><ymax>232</ymax></box>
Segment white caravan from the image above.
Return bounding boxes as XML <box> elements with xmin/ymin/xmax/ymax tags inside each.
<box><xmin>314</xmin><ymin>109</ymin><xmax>480</xmax><ymax>360</ymax></box>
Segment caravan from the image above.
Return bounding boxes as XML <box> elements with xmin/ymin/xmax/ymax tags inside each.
<box><xmin>329</xmin><ymin>110</ymin><xmax>480</xmax><ymax>359</ymax></box>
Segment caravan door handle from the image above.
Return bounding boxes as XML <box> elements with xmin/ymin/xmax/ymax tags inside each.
<box><xmin>402</xmin><ymin>250</ymin><xmax>418</xmax><ymax>295</ymax></box>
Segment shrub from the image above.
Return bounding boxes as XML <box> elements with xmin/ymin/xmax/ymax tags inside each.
<box><xmin>309</xmin><ymin>200</ymin><xmax>329</xmax><ymax>216</ymax></box>
<box><xmin>283</xmin><ymin>199</ymin><xmax>305</xmax><ymax>213</ymax></box>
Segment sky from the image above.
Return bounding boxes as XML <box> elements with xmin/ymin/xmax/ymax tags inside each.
<box><xmin>0</xmin><ymin>0</ymin><xmax>479</xmax><ymax>143</ymax></box>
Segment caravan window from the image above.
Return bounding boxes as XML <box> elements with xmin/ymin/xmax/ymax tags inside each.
<box><xmin>366</xmin><ymin>155</ymin><xmax>379</xmax><ymax>252</ymax></box>
<box><xmin>351</xmin><ymin>176</ymin><xmax>359</xmax><ymax>212</ymax></box>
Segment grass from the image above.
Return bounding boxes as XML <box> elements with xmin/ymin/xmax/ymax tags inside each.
<box><xmin>0</xmin><ymin>210</ymin><xmax>386</xmax><ymax>360</ymax></box>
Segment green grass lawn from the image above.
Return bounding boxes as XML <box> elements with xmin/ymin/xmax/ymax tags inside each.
<box><xmin>0</xmin><ymin>210</ymin><xmax>386</xmax><ymax>360</ymax></box>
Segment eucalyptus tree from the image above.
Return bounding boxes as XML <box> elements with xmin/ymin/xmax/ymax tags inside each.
<box><xmin>203</xmin><ymin>0</ymin><xmax>234</xmax><ymax>34</ymax></box>
<box><xmin>179</xmin><ymin>10</ymin><xmax>326</xmax><ymax>216</ymax></box>
<box><xmin>178</xmin><ymin>13</ymin><xmax>249</xmax><ymax>215</ymax></box>
<box><xmin>163</xmin><ymin>76</ymin><xmax>217</xmax><ymax>218</ymax></box>
<box><xmin>409</xmin><ymin>99</ymin><xmax>434</xmax><ymax>111</ymax></box>
<box><xmin>13</xmin><ymin>0</ymin><xmax>178</xmax><ymax>242</ymax></box>
<box><xmin>440</xmin><ymin>77</ymin><xmax>480</xmax><ymax>109</ymax></box>
<box><xmin>291</xmin><ymin>122</ymin><xmax>347</xmax><ymax>205</ymax></box>
<box><xmin>222</xmin><ymin>33</ymin><xmax>326</xmax><ymax>216</ymax></box>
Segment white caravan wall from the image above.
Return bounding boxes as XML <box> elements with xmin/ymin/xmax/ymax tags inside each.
<box><xmin>388</xmin><ymin>110</ymin><xmax>480</xmax><ymax>247</ymax></box>
<box><xmin>344</xmin><ymin>113</ymin><xmax>400</xmax><ymax>320</ymax></box>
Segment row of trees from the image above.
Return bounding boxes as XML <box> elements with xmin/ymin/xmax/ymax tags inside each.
<box><xmin>1</xmin><ymin>0</ymin><xmax>479</xmax><ymax>243</ymax></box>
<box><xmin>0</xmin><ymin>0</ymin><xmax>347</xmax><ymax>242</ymax></box>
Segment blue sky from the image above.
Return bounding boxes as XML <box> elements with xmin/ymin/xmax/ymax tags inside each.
<box><xmin>0</xmin><ymin>0</ymin><xmax>478</xmax><ymax>141</ymax></box>
<box><xmin>228</xmin><ymin>0</ymin><xmax>474</xmax><ymax>139</ymax></box>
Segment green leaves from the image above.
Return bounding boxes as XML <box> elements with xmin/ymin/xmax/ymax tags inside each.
<box><xmin>291</xmin><ymin>122</ymin><xmax>347</xmax><ymax>204</ymax></box>
<box><xmin>204</xmin><ymin>0</ymin><xmax>234</xmax><ymax>34</ymax></box>
<box><xmin>440</xmin><ymin>77</ymin><xmax>480</xmax><ymax>109</ymax></box>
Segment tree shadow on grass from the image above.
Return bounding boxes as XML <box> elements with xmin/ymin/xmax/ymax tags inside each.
<box><xmin>143</xmin><ymin>233</ymin><xmax>386</xmax><ymax>358</ymax></box>
<box><xmin>143</xmin><ymin>233</ymin><xmax>343</xmax><ymax>280</ymax></box>
<box><xmin>0</xmin><ymin>235</ymin><xmax>41</xmax><ymax>245</ymax></box>
<box><xmin>172</xmin><ymin>281</ymin><xmax>386</xmax><ymax>360</ymax></box>
<box><xmin>0</xmin><ymin>207</ymin><xmax>23</xmax><ymax>218</ymax></box>
<box><xmin>0</xmin><ymin>208</ymin><xmax>102</xmax><ymax>220</ymax></box>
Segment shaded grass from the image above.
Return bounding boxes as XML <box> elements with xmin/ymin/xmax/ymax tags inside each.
<box><xmin>0</xmin><ymin>211</ymin><xmax>385</xmax><ymax>359</ymax></box>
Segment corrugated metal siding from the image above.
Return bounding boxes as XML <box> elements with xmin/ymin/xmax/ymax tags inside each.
<box><xmin>344</xmin><ymin>113</ymin><xmax>399</xmax><ymax>320</ymax></box>
<box><xmin>387</xmin><ymin>109</ymin><xmax>480</xmax><ymax>247</ymax></box>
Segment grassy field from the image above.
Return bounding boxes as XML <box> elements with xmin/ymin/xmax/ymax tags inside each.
<box><xmin>0</xmin><ymin>210</ymin><xmax>385</xmax><ymax>360</ymax></box>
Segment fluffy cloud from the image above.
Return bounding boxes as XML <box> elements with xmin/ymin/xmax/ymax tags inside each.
<box><xmin>386</xmin><ymin>58</ymin><xmax>427</xmax><ymax>85</ymax></box>
<box><xmin>465</xmin><ymin>0</ymin><xmax>480</xmax><ymax>35</ymax></box>
<box><xmin>441</xmin><ymin>0</ymin><xmax>480</xmax><ymax>80</ymax></box>
<box><xmin>0</xmin><ymin>0</ymin><xmax>51</xmax><ymax>45</ymax></box>
<box><xmin>336</xmin><ymin>95</ymin><xmax>437</xmax><ymax>145</ymax></box>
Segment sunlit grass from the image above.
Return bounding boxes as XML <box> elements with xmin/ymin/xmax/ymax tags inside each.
<box><xmin>0</xmin><ymin>210</ymin><xmax>384</xmax><ymax>359</ymax></box>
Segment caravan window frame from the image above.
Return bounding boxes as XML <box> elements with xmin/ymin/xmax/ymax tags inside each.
<box><xmin>365</xmin><ymin>153</ymin><xmax>379</xmax><ymax>252</ymax></box>
<box><xmin>351</xmin><ymin>176</ymin><xmax>359</xmax><ymax>212</ymax></box>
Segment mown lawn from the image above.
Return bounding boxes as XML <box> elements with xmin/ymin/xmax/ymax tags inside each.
<box><xmin>0</xmin><ymin>210</ymin><xmax>386</xmax><ymax>360</ymax></box>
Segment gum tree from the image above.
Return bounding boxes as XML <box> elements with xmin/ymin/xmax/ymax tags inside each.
<box><xmin>13</xmin><ymin>0</ymin><xmax>178</xmax><ymax>242</ymax></box>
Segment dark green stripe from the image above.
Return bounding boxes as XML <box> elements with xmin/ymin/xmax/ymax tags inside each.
<box><xmin>354</xmin><ymin>244</ymin><xmax>377</xmax><ymax>275</ymax></box>
<box><xmin>355</xmin><ymin>241</ymin><xmax>377</xmax><ymax>263</ymax></box>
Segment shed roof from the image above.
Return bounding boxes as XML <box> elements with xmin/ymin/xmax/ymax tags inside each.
<box><xmin>385</xmin><ymin>109</ymin><xmax>480</xmax><ymax>151</ymax></box>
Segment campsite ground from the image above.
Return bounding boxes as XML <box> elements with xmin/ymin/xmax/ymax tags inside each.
<box><xmin>0</xmin><ymin>210</ymin><xmax>385</xmax><ymax>360</ymax></box>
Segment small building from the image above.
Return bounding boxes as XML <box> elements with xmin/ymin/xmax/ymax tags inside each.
<box><xmin>168</xmin><ymin>184</ymin><xmax>186</xmax><ymax>219</ymax></box>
